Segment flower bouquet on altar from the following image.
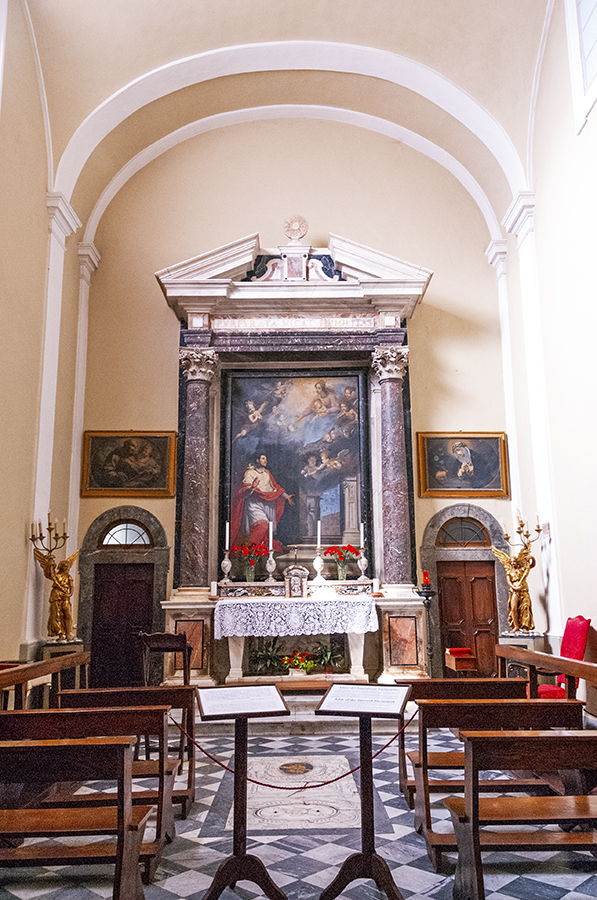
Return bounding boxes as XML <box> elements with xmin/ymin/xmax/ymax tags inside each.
<box><xmin>232</xmin><ymin>540</ymin><xmax>268</xmax><ymax>581</ymax></box>
<box><xmin>324</xmin><ymin>544</ymin><xmax>359</xmax><ymax>580</ymax></box>
<box><xmin>282</xmin><ymin>651</ymin><xmax>315</xmax><ymax>675</ymax></box>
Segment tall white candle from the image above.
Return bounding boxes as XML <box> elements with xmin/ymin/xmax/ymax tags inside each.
<box><xmin>360</xmin><ymin>523</ymin><xmax>365</xmax><ymax>547</ymax></box>
<box><xmin>269</xmin><ymin>521</ymin><xmax>273</xmax><ymax>550</ymax></box>
<box><xmin>210</xmin><ymin>581</ymin><xmax>217</xmax><ymax>596</ymax></box>
<box><xmin>317</xmin><ymin>520</ymin><xmax>321</xmax><ymax>547</ymax></box>
<box><xmin>225</xmin><ymin>521</ymin><xmax>230</xmax><ymax>550</ymax></box>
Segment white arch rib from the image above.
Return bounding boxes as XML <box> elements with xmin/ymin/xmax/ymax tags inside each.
<box><xmin>57</xmin><ymin>41</ymin><xmax>526</xmax><ymax>201</ymax></box>
<box><xmin>84</xmin><ymin>104</ymin><xmax>501</xmax><ymax>244</ymax></box>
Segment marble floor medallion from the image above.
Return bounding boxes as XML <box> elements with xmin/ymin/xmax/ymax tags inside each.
<box><xmin>226</xmin><ymin>754</ymin><xmax>361</xmax><ymax>830</ymax></box>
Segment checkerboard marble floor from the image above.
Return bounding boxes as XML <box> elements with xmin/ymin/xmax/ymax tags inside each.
<box><xmin>2</xmin><ymin>727</ymin><xmax>597</xmax><ymax>900</ymax></box>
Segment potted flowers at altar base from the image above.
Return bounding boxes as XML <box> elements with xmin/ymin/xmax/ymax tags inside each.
<box><xmin>282</xmin><ymin>651</ymin><xmax>315</xmax><ymax>676</ymax></box>
<box><xmin>231</xmin><ymin>540</ymin><xmax>268</xmax><ymax>581</ymax></box>
<box><xmin>324</xmin><ymin>544</ymin><xmax>359</xmax><ymax>580</ymax></box>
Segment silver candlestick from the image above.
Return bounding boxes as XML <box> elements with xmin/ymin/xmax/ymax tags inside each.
<box><xmin>265</xmin><ymin>550</ymin><xmax>277</xmax><ymax>583</ymax></box>
<box><xmin>313</xmin><ymin>547</ymin><xmax>326</xmax><ymax>584</ymax></box>
<box><xmin>219</xmin><ymin>549</ymin><xmax>232</xmax><ymax>584</ymax></box>
<box><xmin>357</xmin><ymin>547</ymin><xmax>369</xmax><ymax>581</ymax></box>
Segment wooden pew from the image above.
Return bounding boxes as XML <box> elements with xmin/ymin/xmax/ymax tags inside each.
<box><xmin>495</xmin><ymin>643</ymin><xmax>597</xmax><ymax>698</ymax></box>
<box><xmin>0</xmin><ymin>706</ymin><xmax>175</xmax><ymax>881</ymax></box>
<box><xmin>59</xmin><ymin>685</ymin><xmax>197</xmax><ymax>817</ymax></box>
<box><xmin>0</xmin><ymin>736</ymin><xmax>151</xmax><ymax>900</ymax></box>
<box><xmin>0</xmin><ymin>651</ymin><xmax>89</xmax><ymax>709</ymax></box>
<box><xmin>444</xmin><ymin>730</ymin><xmax>597</xmax><ymax>900</ymax></box>
<box><xmin>411</xmin><ymin>697</ymin><xmax>585</xmax><ymax>871</ymax></box>
<box><xmin>394</xmin><ymin>678</ymin><xmax>528</xmax><ymax>807</ymax></box>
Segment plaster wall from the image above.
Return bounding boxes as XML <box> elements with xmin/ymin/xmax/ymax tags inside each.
<box><xmin>0</xmin><ymin>2</ymin><xmax>51</xmax><ymax>657</ymax></box>
<box><xmin>532</xmin><ymin>2</ymin><xmax>597</xmax><ymax>632</ymax></box>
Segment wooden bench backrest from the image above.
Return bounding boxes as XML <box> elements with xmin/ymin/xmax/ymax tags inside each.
<box><xmin>0</xmin><ymin>706</ymin><xmax>171</xmax><ymax>741</ymax></box>
<box><xmin>395</xmin><ymin>678</ymin><xmax>528</xmax><ymax>701</ymax></box>
<box><xmin>460</xmin><ymin>729</ymin><xmax>597</xmax><ymax>772</ymax></box>
<box><xmin>0</xmin><ymin>735</ymin><xmax>135</xmax><ymax>791</ymax></box>
<box><xmin>59</xmin><ymin>685</ymin><xmax>197</xmax><ymax>716</ymax></box>
<box><xmin>416</xmin><ymin>697</ymin><xmax>585</xmax><ymax>731</ymax></box>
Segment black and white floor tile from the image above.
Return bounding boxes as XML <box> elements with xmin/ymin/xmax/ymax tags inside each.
<box><xmin>1</xmin><ymin>728</ymin><xmax>597</xmax><ymax>900</ymax></box>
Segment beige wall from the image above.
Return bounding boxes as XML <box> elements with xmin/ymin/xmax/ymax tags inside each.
<box><xmin>532</xmin><ymin>2</ymin><xmax>597</xmax><ymax>634</ymax></box>
<box><xmin>0</xmin><ymin>2</ymin><xmax>52</xmax><ymax>658</ymax></box>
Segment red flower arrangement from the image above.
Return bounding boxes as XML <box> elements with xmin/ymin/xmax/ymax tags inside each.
<box><xmin>282</xmin><ymin>652</ymin><xmax>315</xmax><ymax>674</ymax></box>
<box><xmin>232</xmin><ymin>541</ymin><xmax>269</xmax><ymax>566</ymax></box>
<box><xmin>324</xmin><ymin>544</ymin><xmax>359</xmax><ymax>562</ymax></box>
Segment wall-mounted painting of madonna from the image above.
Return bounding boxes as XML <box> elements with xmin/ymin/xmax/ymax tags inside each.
<box><xmin>221</xmin><ymin>370</ymin><xmax>371</xmax><ymax>559</ymax></box>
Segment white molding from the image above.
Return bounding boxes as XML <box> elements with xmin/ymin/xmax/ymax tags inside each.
<box><xmin>485</xmin><ymin>239</ymin><xmax>508</xmax><ymax>281</ymax></box>
<box><xmin>46</xmin><ymin>192</ymin><xmax>81</xmax><ymax>247</ymax></box>
<box><xmin>22</xmin><ymin>0</ymin><xmax>53</xmax><ymax>189</ymax></box>
<box><xmin>84</xmin><ymin>105</ymin><xmax>502</xmax><ymax>246</ymax></box>
<box><xmin>527</xmin><ymin>0</ymin><xmax>556</xmax><ymax>184</ymax></box>
<box><xmin>67</xmin><ymin>242</ymin><xmax>101</xmax><ymax>557</ymax></box>
<box><xmin>502</xmin><ymin>191</ymin><xmax>535</xmax><ymax>247</ymax></box>
<box><xmin>56</xmin><ymin>42</ymin><xmax>526</xmax><ymax>202</ymax></box>
<box><xmin>564</xmin><ymin>0</ymin><xmax>597</xmax><ymax>133</ymax></box>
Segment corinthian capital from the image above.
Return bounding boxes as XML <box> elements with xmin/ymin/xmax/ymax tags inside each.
<box><xmin>371</xmin><ymin>346</ymin><xmax>409</xmax><ymax>382</ymax></box>
<box><xmin>179</xmin><ymin>348</ymin><xmax>219</xmax><ymax>383</ymax></box>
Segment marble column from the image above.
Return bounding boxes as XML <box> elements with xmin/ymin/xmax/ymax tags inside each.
<box><xmin>179</xmin><ymin>348</ymin><xmax>219</xmax><ymax>586</ymax></box>
<box><xmin>371</xmin><ymin>346</ymin><xmax>411</xmax><ymax>584</ymax></box>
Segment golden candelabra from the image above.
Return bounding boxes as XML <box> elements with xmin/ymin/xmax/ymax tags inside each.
<box><xmin>492</xmin><ymin>512</ymin><xmax>541</xmax><ymax>634</ymax></box>
<box><xmin>30</xmin><ymin>513</ymin><xmax>77</xmax><ymax>643</ymax></box>
<box><xmin>30</xmin><ymin>513</ymin><xmax>68</xmax><ymax>554</ymax></box>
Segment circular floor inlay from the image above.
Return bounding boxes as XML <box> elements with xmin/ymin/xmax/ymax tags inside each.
<box><xmin>279</xmin><ymin>761</ymin><xmax>314</xmax><ymax>775</ymax></box>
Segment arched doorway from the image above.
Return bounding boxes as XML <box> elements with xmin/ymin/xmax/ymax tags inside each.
<box><xmin>78</xmin><ymin>507</ymin><xmax>170</xmax><ymax>686</ymax></box>
<box><xmin>420</xmin><ymin>505</ymin><xmax>509</xmax><ymax>678</ymax></box>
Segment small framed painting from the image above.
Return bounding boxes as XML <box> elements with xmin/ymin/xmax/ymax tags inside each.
<box><xmin>417</xmin><ymin>432</ymin><xmax>509</xmax><ymax>498</ymax></box>
<box><xmin>81</xmin><ymin>431</ymin><xmax>177</xmax><ymax>497</ymax></box>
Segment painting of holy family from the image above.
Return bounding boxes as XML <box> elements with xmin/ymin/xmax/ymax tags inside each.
<box><xmin>222</xmin><ymin>371</ymin><xmax>369</xmax><ymax>553</ymax></box>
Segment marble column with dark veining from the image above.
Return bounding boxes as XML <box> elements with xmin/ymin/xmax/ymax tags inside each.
<box><xmin>179</xmin><ymin>348</ymin><xmax>219</xmax><ymax>586</ymax></box>
<box><xmin>371</xmin><ymin>346</ymin><xmax>411</xmax><ymax>585</ymax></box>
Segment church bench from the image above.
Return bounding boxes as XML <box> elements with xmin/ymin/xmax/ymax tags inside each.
<box><xmin>444</xmin><ymin>730</ymin><xmax>597</xmax><ymax>900</ymax></box>
<box><xmin>410</xmin><ymin>697</ymin><xmax>585</xmax><ymax>871</ymax></box>
<box><xmin>0</xmin><ymin>735</ymin><xmax>151</xmax><ymax>900</ymax></box>
<box><xmin>59</xmin><ymin>685</ymin><xmax>198</xmax><ymax>818</ymax></box>
<box><xmin>0</xmin><ymin>705</ymin><xmax>176</xmax><ymax>881</ymax></box>
<box><xmin>394</xmin><ymin>677</ymin><xmax>528</xmax><ymax>807</ymax></box>
<box><xmin>495</xmin><ymin>644</ymin><xmax>597</xmax><ymax>698</ymax></box>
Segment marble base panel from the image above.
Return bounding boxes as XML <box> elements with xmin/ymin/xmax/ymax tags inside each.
<box><xmin>376</xmin><ymin>590</ymin><xmax>428</xmax><ymax>683</ymax></box>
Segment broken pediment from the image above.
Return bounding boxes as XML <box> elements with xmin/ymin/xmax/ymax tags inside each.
<box><xmin>155</xmin><ymin>226</ymin><xmax>432</xmax><ymax>330</ymax></box>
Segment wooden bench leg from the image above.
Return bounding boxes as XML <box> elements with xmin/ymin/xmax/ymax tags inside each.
<box><xmin>448</xmin><ymin>812</ymin><xmax>485</xmax><ymax>900</ymax></box>
<box><xmin>114</xmin><ymin>828</ymin><xmax>146</xmax><ymax>900</ymax></box>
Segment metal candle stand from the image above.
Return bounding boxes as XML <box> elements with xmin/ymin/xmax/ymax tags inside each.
<box><xmin>414</xmin><ymin>582</ymin><xmax>436</xmax><ymax>674</ymax></box>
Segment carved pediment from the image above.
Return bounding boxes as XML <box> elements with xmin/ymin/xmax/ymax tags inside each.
<box><xmin>155</xmin><ymin>227</ymin><xmax>432</xmax><ymax>329</ymax></box>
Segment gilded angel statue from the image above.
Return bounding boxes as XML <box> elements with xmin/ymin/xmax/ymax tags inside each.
<box><xmin>492</xmin><ymin>542</ymin><xmax>536</xmax><ymax>633</ymax></box>
<box><xmin>33</xmin><ymin>548</ymin><xmax>78</xmax><ymax>642</ymax></box>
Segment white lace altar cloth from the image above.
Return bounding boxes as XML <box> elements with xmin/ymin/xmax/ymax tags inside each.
<box><xmin>214</xmin><ymin>594</ymin><xmax>378</xmax><ymax>638</ymax></box>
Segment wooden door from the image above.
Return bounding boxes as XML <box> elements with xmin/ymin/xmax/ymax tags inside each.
<box><xmin>90</xmin><ymin>563</ymin><xmax>154</xmax><ymax>687</ymax></box>
<box><xmin>437</xmin><ymin>559</ymin><xmax>499</xmax><ymax>676</ymax></box>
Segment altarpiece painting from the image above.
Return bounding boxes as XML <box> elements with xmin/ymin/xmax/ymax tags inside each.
<box><xmin>221</xmin><ymin>370</ymin><xmax>370</xmax><ymax>558</ymax></box>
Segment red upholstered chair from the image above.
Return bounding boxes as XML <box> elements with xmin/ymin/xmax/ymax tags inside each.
<box><xmin>537</xmin><ymin>615</ymin><xmax>591</xmax><ymax>698</ymax></box>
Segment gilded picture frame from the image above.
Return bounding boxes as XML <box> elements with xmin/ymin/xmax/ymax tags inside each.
<box><xmin>417</xmin><ymin>432</ymin><xmax>509</xmax><ymax>498</ymax></box>
<box><xmin>81</xmin><ymin>431</ymin><xmax>177</xmax><ymax>497</ymax></box>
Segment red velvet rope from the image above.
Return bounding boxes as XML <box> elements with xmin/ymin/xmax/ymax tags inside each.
<box><xmin>170</xmin><ymin>707</ymin><xmax>417</xmax><ymax>791</ymax></box>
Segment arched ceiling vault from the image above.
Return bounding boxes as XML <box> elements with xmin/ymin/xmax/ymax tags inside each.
<box><xmin>55</xmin><ymin>43</ymin><xmax>527</xmax><ymax>246</ymax></box>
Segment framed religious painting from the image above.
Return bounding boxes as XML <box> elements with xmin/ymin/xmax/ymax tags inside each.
<box><xmin>81</xmin><ymin>430</ymin><xmax>177</xmax><ymax>497</ymax></box>
<box><xmin>220</xmin><ymin>369</ymin><xmax>372</xmax><ymax>567</ymax></box>
<box><xmin>417</xmin><ymin>432</ymin><xmax>509</xmax><ymax>498</ymax></box>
